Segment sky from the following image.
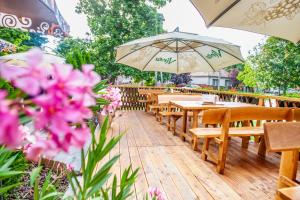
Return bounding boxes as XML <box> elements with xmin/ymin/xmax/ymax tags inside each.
<box><xmin>55</xmin><ymin>0</ymin><xmax>267</xmax><ymax>58</ymax></box>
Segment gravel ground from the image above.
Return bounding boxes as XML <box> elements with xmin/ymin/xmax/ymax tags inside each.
<box><xmin>6</xmin><ymin>163</ymin><xmax>69</xmax><ymax>200</ymax></box>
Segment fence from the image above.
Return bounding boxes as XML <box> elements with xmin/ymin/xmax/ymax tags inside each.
<box><xmin>116</xmin><ymin>85</ymin><xmax>300</xmax><ymax>110</ymax></box>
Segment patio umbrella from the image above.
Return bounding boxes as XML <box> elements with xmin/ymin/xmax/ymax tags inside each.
<box><xmin>116</xmin><ymin>31</ymin><xmax>243</xmax><ymax>74</ymax></box>
<box><xmin>0</xmin><ymin>51</ymin><xmax>65</xmax><ymax>66</ymax></box>
<box><xmin>190</xmin><ymin>0</ymin><xmax>300</xmax><ymax>43</ymax></box>
<box><xmin>0</xmin><ymin>0</ymin><xmax>70</xmax><ymax>37</ymax></box>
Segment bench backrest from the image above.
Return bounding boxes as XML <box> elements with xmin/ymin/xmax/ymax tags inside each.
<box><xmin>202</xmin><ymin>107</ymin><xmax>293</xmax><ymax>125</ymax></box>
<box><xmin>138</xmin><ymin>89</ymin><xmax>165</xmax><ymax>95</ymax></box>
<box><xmin>264</xmin><ymin>122</ymin><xmax>300</xmax><ymax>152</ymax></box>
<box><xmin>203</xmin><ymin>107</ymin><xmax>293</xmax><ymax>140</ymax></box>
<box><xmin>157</xmin><ymin>94</ymin><xmax>203</xmax><ymax>104</ymax></box>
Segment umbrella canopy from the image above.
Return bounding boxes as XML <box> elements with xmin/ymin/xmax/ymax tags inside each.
<box><xmin>190</xmin><ymin>0</ymin><xmax>300</xmax><ymax>43</ymax></box>
<box><xmin>0</xmin><ymin>0</ymin><xmax>70</xmax><ymax>37</ymax></box>
<box><xmin>0</xmin><ymin>51</ymin><xmax>65</xmax><ymax>67</ymax></box>
<box><xmin>116</xmin><ymin>31</ymin><xmax>243</xmax><ymax>74</ymax></box>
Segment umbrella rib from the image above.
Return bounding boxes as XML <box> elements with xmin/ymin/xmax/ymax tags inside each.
<box><xmin>181</xmin><ymin>40</ymin><xmax>216</xmax><ymax>72</ymax></box>
<box><xmin>141</xmin><ymin>41</ymin><xmax>175</xmax><ymax>71</ymax></box>
<box><xmin>116</xmin><ymin>39</ymin><xmax>173</xmax><ymax>62</ymax></box>
<box><xmin>208</xmin><ymin>0</ymin><xmax>241</xmax><ymax>27</ymax></box>
<box><xmin>187</xmin><ymin>40</ymin><xmax>244</xmax><ymax>62</ymax></box>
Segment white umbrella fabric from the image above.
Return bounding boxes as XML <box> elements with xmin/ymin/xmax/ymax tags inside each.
<box><xmin>190</xmin><ymin>0</ymin><xmax>300</xmax><ymax>43</ymax></box>
<box><xmin>0</xmin><ymin>51</ymin><xmax>65</xmax><ymax>67</ymax></box>
<box><xmin>116</xmin><ymin>31</ymin><xmax>243</xmax><ymax>74</ymax></box>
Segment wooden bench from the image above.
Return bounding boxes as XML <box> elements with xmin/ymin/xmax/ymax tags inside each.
<box><xmin>138</xmin><ymin>89</ymin><xmax>166</xmax><ymax>112</ymax></box>
<box><xmin>264</xmin><ymin>121</ymin><xmax>300</xmax><ymax>200</ymax></box>
<box><xmin>189</xmin><ymin>107</ymin><xmax>293</xmax><ymax>174</ymax></box>
<box><xmin>157</xmin><ymin>94</ymin><xmax>203</xmax><ymax>131</ymax></box>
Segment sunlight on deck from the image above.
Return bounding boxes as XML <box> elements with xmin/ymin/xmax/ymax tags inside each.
<box><xmin>108</xmin><ymin>111</ymin><xmax>300</xmax><ymax>200</ymax></box>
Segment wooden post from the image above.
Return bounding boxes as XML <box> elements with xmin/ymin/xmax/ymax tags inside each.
<box><xmin>192</xmin><ymin>110</ymin><xmax>200</xmax><ymax>128</ymax></box>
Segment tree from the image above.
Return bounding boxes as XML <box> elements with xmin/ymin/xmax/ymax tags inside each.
<box><xmin>56</xmin><ymin>38</ymin><xmax>93</xmax><ymax>70</ymax></box>
<box><xmin>170</xmin><ymin>73</ymin><xmax>192</xmax><ymax>85</ymax></box>
<box><xmin>238</xmin><ymin>37</ymin><xmax>300</xmax><ymax>95</ymax></box>
<box><xmin>225</xmin><ymin>63</ymin><xmax>244</xmax><ymax>88</ymax></box>
<box><xmin>75</xmin><ymin>0</ymin><xmax>171</xmax><ymax>83</ymax></box>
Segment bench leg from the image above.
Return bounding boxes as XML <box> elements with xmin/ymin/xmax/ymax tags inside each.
<box><xmin>201</xmin><ymin>138</ymin><xmax>210</xmax><ymax>160</ymax></box>
<box><xmin>242</xmin><ymin>136</ymin><xmax>250</xmax><ymax>149</ymax></box>
<box><xmin>217</xmin><ymin>139</ymin><xmax>229</xmax><ymax>174</ymax></box>
<box><xmin>172</xmin><ymin>117</ymin><xmax>177</xmax><ymax>135</ymax></box>
<box><xmin>192</xmin><ymin>136</ymin><xmax>198</xmax><ymax>151</ymax></box>
<box><xmin>258</xmin><ymin>137</ymin><xmax>266</xmax><ymax>157</ymax></box>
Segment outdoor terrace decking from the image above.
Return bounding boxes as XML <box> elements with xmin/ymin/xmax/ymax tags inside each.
<box><xmin>108</xmin><ymin>110</ymin><xmax>300</xmax><ymax>200</ymax></box>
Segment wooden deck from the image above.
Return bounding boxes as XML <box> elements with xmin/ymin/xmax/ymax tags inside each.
<box><xmin>108</xmin><ymin>111</ymin><xmax>300</xmax><ymax>200</ymax></box>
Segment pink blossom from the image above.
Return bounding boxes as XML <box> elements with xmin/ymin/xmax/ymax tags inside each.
<box><xmin>148</xmin><ymin>187</ymin><xmax>165</xmax><ymax>200</ymax></box>
<box><xmin>67</xmin><ymin>163</ymin><xmax>74</xmax><ymax>171</ymax></box>
<box><xmin>25</xmin><ymin>139</ymin><xmax>58</xmax><ymax>161</ymax></box>
<box><xmin>0</xmin><ymin>49</ymin><xmax>99</xmax><ymax>161</ymax></box>
<box><xmin>0</xmin><ymin>91</ymin><xmax>23</xmax><ymax>149</ymax></box>
<box><xmin>101</xmin><ymin>87</ymin><xmax>122</xmax><ymax>116</ymax></box>
<box><xmin>0</xmin><ymin>48</ymin><xmax>52</xmax><ymax>96</ymax></box>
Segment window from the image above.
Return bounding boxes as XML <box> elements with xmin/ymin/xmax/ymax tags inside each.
<box><xmin>225</xmin><ymin>80</ymin><xmax>231</xmax><ymax>87</ymax></box>
<box><xmin>212</xmin><ymin>79</ymin><xmax>219</xmax><ymax>86</ymax></box>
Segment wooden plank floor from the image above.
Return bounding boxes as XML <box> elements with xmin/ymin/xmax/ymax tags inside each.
<box><xmin>108</xmin><ymin>111</ymin><xmax>300</xmax><ymax>200</ymax></box>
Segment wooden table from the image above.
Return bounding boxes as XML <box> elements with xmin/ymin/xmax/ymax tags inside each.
<box><xmin>170</xmin><ymin>101</ymin><xmax>257</xmax><ymax>140</ymax></box>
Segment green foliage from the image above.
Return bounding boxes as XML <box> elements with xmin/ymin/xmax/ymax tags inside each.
<box><xmin>30</xmin><ymin>166</ymin><xmax>63</xmax><ymax>200</ymax></box>
<box><xmin>67</xmin><ymin>116</ymin><xmax>138</xmax><ymax>200</ymax></box>
<box><xmin>0</xmin><ymin>147</ymin><xmax>27</xmax><ymax>197</ymax></box>
<box><xmin>237</xmin><ymin>63</ymin><xmax>259</xmax><ymax>88</ymax></box>
<box><xmin>238</xmin><ymin>37</ymin><xmax>300</xmax><ymax>95</ymax></box>
<box><xmin>0</xmin><ymin>78</ymin><xmax>19</xmax><ymax>99</ymax></box>
<box><xmin>0</xmin><ymin>27</ymin><xmax>48</xmax><ymax>55</ymax></box>
<box><xmin>283</xmin><ymin>92</ymin><xmax>300</xmax><ymax>98</ymax></box>
<box><xmin>69</xmin><ymin>0</ymin><xmax>171</xmax><ymax>83</ymax></box>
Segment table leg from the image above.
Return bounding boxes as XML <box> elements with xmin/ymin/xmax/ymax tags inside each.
<box><xmin>181</xmin><ymin>110</ymin><xmax>187</xmax><ymax>141</ymax></box>
<box><xmin>192</xmin><ymin>110</ymin><xmax>200</xmax><ymax>128</ymax></box>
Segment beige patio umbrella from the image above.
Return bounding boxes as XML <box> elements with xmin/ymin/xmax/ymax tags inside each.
<box><xmin>0</xmin><ymin>51</ymin><xmax>65</xmax><ymax>67</ymax></box>
<box><xmin>116</xmin><ymin>31</ymin><xmax>243</xmax><ymax>74</ymax></box>
<box><xmin>190</xmin><ymin>0</ymin><xmax>300</xmax><ymax>43</ymax></box>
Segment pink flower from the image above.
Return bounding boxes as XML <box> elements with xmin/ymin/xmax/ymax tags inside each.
<box><xmin>0</xmin><ymin>49</ymin><xmax>99</xmax><ymax>161</ymax></box>
<box><xmin>67</xmin><ymin>163</ymin><xmax>74</xmax><ymax>171</ymax></box>
<box><xmin>100</xmin><ymin>86</ymin><xmax>122</xmax><ymax>116</ymax></box>
<box><xmin>25</xmin><ymin>139</ymin><xmax>58</xmax><ymax>161</ymax></box>
<box><xmin>0</xmin><ymin>90</ymin><xmax>23</xmax><ymax>149</ymax></box>
<box><xmin>0</xmin><ymin>49</ymin><xmax>51</xmax><ymax>96</ymax></box>
<box><xmin>148</xmin><ymin>187</ymin><xmax>165</xmax><ymax>200</ymax></box>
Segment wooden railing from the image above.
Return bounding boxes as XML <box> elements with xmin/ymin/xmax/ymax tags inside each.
<box><xmin>116</xmin><ymin>85</ymin><xmax>300</xmax><ymax>110</ymax></box>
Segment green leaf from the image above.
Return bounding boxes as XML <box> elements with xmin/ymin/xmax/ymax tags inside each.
<box><xmin>0</xmin><ymin>154</ymin><xmax>17</xmax><ymax>171</ymax></box>
<box><xmin>30</xmin><ymin>166</ymin><xmax>42</xmax><ymax>186</ymax></box>
<box><xmin>40</xmin><ymin>192</ymin><xmax>63</xmax><ymax>200</ymax></box>
<box><xmin>0</xmin><ymin>182</ymin><xmax>21</xmax><ymax>194</ymax></box>
<box><xmin>88</xmin><ymin>155</ymin><xmax>120</xmax><ymax>187</ymax></box>
<box><xmin>93</xmin><ymin>80</ymin><xmax>108</xmax><ymax>93</ymax></box>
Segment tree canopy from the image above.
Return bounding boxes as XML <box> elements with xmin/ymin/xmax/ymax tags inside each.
<box><xmin>65</xmin><ymin>0</ymin><xmax>171</xmax><ymax>83</ymax></box>
<box><xmin>238</xmin><ymin>37</ymin><xmax>300</xmax><ymax>95</ymax></box>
